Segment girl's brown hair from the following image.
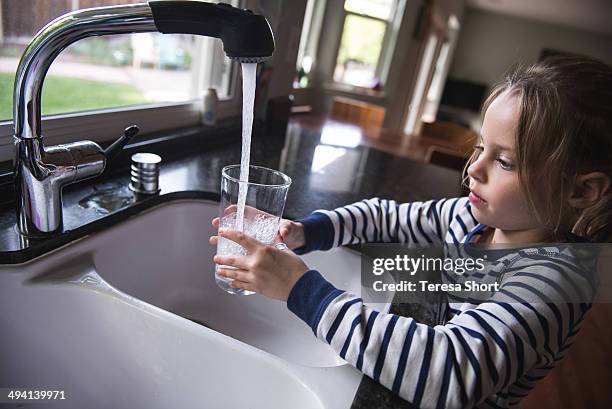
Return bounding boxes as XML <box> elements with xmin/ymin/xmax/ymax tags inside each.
<box><xmin>463</xmin><ymin>54</ymin><xmax>612</xmax><ymax>242</ymax></box>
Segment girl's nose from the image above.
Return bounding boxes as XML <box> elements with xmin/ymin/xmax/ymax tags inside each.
<box><xmin>467</xmin><ymin>157</ymin><xmax>486</xmax><ymax>183</ymax></box>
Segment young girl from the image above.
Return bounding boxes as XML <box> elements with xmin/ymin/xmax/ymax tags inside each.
<box><xmin>209</xmin><ymin>55</ymin><xmax>611</xmax><ymax>408</ymax></box>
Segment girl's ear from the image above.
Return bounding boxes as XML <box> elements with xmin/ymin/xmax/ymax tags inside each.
<box><xmin>568</xmin><ymin>172</ymin><xmax>611</xmax><ymax>209</ymax></box>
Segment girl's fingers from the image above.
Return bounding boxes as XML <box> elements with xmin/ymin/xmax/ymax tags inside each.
<box><xmin>223</xmin><ymin>205</ymin><xmax>237</xmax><ymax>215</ymax></box>
<box><xmin>275</xmin><ymin>230</ymin><xmax>283</xmax><ymax>239</ymax></box>
<box><xmin>213</xmin><ymin>254</ymin><xmax>250</xmax><ymax>270</ymax></box>
<box><xmin>228</xmin><ymin>279</ymin><xmax>256</xmax><ymax>293</ymax></box>
<box><xmin>222</xmin><ymin>205</ymin><xmax>257</xmax><ymax>218</ymax></box>
<box><xmin>209</xmin><ymin>235</ymin><xmax>218</xmax><ymax>245</ymax></box>
<box><xmin>212</xmin><ymin>217</ymin><xmax>220</xmax><ymax>228</ymax></box>
<box><xmin>218</xmin><ymin>228</ymin><xmax>260</xmax><ymax>252</ymax></box>
<box><xmin>217</xmin><ymin>268</ymin><xmax>253</xmax><ymax>284</ymax></box>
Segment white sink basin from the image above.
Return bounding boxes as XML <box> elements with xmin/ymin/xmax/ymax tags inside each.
<box><xmin>92</xmin><ymin>199</ymin><xmax>378</xmax><ymax>367</ymax></box>
<box><xmin>0</xmin><ymin>198</ymin><xmax>391</xmax><ymax>408</ymax></box>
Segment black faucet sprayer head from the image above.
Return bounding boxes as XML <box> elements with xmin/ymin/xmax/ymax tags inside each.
<box><xmin>149</xmin><ymin>1</ymin><xmax>275</xmax><ymax>63</ymax></box>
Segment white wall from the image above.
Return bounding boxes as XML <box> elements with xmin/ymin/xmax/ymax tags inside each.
<box><xmin>449</xmin><ymin>8</ymin><xmax>612</xmax><ymax>86</ymax></box>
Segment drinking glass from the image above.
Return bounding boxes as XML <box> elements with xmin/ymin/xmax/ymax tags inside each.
<box><xmin>215</xmin><ymin>164</ymin><xmax>292</xmax><ymax>295</ymax></box>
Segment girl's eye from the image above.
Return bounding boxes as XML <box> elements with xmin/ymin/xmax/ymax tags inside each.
<box><xmin>473</xmin><ymin>145</ymin><xmax>514</xmax><ymax>170</ymax></box>
<box><xmin>496</xmin><ymin>158</ymin><xmax>514</xmax><ymax>171</ymax></box>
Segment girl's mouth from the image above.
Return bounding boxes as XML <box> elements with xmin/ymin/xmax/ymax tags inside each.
<box><xmin>469</xmin><ymin>190</ymin><xmax>486</xmax><ymax>205</ymax></box>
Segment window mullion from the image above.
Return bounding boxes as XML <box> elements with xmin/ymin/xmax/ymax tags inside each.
<box><xmin>344</xmin><ymin>10</ymin><xmax>388</xmax><ymax>24</ymax></box>
<box><xmin>374</xmin><ymin>22</ymin><xmax>391</xmax><ymax>80</ymax></box>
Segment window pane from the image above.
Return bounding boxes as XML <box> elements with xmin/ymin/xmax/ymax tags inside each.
<box><xmin>334</xmin><ymin>14</ymin><xmax>386</xmax><ymax>87</ymax></box>
<box><xmin>0</xmin><ymin>0</ymin><xmax>232</xmax><ymax>122</ymax></box>
<box><xmin>344</xmin><ymin>0</ymin><xmax>395</xmax><ymax>20</ymax></box>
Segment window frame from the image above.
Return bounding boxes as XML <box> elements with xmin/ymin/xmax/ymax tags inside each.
<box><xmin>332</xmin><ymin>0</ymin><xmax>402</xmax><ymax>89</ymax></box>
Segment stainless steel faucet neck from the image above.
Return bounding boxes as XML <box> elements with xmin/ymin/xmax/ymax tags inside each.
<box><xmin>13</xmin><ymin>4</ymin><xmax>156</xmax><ymax>140</ymax></box>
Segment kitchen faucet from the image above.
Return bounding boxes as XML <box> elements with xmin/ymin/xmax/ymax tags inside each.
<box><xmin>12</xmin><ymin>1</ymin><xmax>274</xmax><ymax>236</ymax></box>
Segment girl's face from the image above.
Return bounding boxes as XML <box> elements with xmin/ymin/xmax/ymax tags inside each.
<box><xmin>467</xmin><ymin>91</ymin><xmax>541</xmax><ymax>232</ymax></box>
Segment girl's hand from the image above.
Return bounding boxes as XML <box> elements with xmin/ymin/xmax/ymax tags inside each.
<box><xmin>211</xmin><ymin>212</ymin><xmax>306</xmax><ymax>251</ymax></box>
<box><xmin>277</xmin><ymin>219</ymin><xmax>306</xmax><ymax>250</ymax></box>
<box><xmin>208</xmin><ymin>228</ymin><xmax>310</xmax><ymax>301</ymax></box>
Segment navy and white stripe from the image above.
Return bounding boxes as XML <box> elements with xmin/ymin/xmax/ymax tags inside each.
<box><xmin>288</xmin><ymin>197</ymin><xmax>594</xmax><ymax>409</ymax></box>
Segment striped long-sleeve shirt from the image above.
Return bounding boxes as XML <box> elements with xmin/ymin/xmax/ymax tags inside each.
<box><xmin>288</xmin><ymin>197</ymin><xmax>595</xmax><ymax>409</ymax></box>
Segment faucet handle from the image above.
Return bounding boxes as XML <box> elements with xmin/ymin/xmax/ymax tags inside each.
<box><xmin>104</xmin><ymin>125</ymin><xmax>140</xmax><ymax>163</ymax></box>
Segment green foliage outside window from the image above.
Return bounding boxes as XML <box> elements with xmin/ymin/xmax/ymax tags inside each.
<box><xmin>336</xmin><ymin>14</ymin><xmax>386</xmax><ymax>68</ymax></box>
<box><xmin>0</xmin><ymin>73</ymin><xmax>147</xmax><ymax>121</ymax></box>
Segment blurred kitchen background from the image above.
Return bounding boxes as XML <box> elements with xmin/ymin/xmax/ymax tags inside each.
<box><xmin>1</xmin><ymin>0</ymin><xmax>611</xmax><ymax>166</ymax></box>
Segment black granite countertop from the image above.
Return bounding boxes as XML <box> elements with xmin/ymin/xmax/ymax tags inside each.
<box><xmin>0</xmin><ymin>117</ymin><xmax>461</xmax><ymax>408</ymax></box>
<box><xmin>0</xmin><ymin>118</ymin><xmax>461</xmax><ymax>264</ymax></box>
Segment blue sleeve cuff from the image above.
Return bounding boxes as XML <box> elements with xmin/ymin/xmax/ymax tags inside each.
<box><xmin>293</xmin><ymin>212</ymin><xmax>335</xmax><ymax>255</ymax></box>
<box><xmin>287</xmin><ymin>270</ymin><xmax>344</xmax><ymax>334</ymax></box>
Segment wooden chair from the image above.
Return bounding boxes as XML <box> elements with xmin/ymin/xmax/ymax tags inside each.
<box><xmin>426</xmin><ymin>146</ymin><xmax>467</xmax><ymax>171</ymax></box>
<box><xmin>425</xmin><ymin>146</ymin><xmax>469</xmax><ymax>196</ymax></box>
<box><xmin>330</xmin><ymin>97</ymin><xmax>385</xmax><ymax>129</ymax></box>
<box><xmin>421</xmin><ymin>120</ymin><xmax>478</xmax><ymax>156</ymax></box>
